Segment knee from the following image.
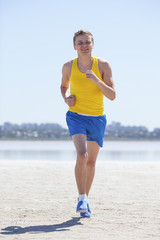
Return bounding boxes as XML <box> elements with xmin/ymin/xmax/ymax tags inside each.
<box><xmin>87</xmin><ymin>159</ymin><xmax>96</xmax><ymax>169</ymax></box>
<box><xmin>77</xmin><ymin>151</ymin><xmax>88</xmax><ymax>165</ymax></box>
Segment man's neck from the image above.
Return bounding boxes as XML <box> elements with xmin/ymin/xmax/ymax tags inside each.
<box><xmin>77</xmin><ymin>55</ymin><xmax>92</xmax><ymax>67</ymax></box>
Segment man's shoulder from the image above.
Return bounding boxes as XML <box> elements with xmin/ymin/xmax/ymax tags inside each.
<box><xmin>97</xmin><ymin>57</ymin><xmax>110</xmax><ymax>67</ymax></box>
<box><xmin>97</xmin><ymin>57</ymin><xmax>112</xmax><ymax>73</ymax></box>
<box><xmin>63</xmin><ymin>60</ymin><xmax>73</xmax><ymax>70</ymax></box>
<box><xmin>62</xmin><ymin>60</ymin><xmax>74</xmax><ymax>78</ymax></box>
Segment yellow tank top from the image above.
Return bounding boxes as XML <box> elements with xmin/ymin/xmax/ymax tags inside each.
<box><xmin>69</xmin><ymin>56</ymin><xmax>104</xmax><ymax>115</ymax></box>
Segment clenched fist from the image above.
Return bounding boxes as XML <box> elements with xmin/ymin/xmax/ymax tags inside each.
<box><xmin>65</xmin><ymin>95</ymin><xmax>76</xmax><ymax>107</ymax></box>
<box><xmin>86</xmin><ymin>70</ymin><xmax>98</xmax><ymax>83</ymax></box>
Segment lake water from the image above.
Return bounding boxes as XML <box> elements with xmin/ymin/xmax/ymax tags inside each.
<box><xmin>0</xmin><ymin>141</ymin><xmax>160</xmax><ymax>161</ymax></box>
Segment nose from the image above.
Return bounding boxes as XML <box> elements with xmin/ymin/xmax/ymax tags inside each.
<box><xmin>81</xmin><ymin>42</ymin><xmax>88</xmax><ymax>47</ymax></box>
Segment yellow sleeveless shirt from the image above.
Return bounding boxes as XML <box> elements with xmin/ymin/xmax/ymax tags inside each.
<box><xmin>69</xmin><ymin>56</ymin><xmax>104</xmax><ymax>115</ymax></box>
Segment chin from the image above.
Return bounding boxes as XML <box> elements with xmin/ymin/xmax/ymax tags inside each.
<box><xmin>81</xmin><ymin>51</ymin><xmax>90</xmax><ymax>55</ymax></box>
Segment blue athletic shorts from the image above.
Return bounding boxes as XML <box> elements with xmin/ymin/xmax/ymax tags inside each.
<box><xmin>66</xmin><ymin>111</ymin><xmax>107</xmax><ymax>147</ymax></box>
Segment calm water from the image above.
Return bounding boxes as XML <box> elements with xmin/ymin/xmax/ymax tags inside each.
<box><xmin>0</xmin><ymin>141</ymin><xmax>160</xmax><ymax>161</ymax></box>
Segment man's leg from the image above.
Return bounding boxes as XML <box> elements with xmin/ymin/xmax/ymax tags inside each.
<box><xmin>72</xmin><ymin>134</ymin><xmax>89</xmax><ymax>213</ymax></box>
<box><xmin>72</xmin><ymin>134</ymin><xmax>88</xmax><ymax>195</ymax></box>
<box><xmin>79</xmin><ymin>141</ymin><xmax>100</xmax><ymax>217</ymax></box>
<box><xmin>86</xmin><ymin>141</ymin><xmax>100</xmax><ymax>196</ymax></box>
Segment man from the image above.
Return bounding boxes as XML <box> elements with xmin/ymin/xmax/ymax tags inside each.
<box><xmin>60</xmin><ymin>30</ymin><xmax>116</xmax><ymax>217</ymax></box>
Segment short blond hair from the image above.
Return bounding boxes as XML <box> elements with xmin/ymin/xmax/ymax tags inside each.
<box><xmin>73</xmin><ymin>30</ymin><xmax>94</xmax><ymax>44</ymax></box>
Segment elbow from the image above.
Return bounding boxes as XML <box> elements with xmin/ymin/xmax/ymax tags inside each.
<box><xmin>60</xmin><ymin>85</ymin><xmax>66</xmax><ymax>92</ymax></box>
<box><xmin>110</xmin><ymin>91</ymin><xmax>116</xmax><ymax>101</ymax></box>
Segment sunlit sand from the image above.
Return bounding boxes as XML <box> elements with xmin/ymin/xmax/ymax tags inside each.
<box><xmin>0</xmin><ymin>160</ymin><xmax>160</xmax><ymax>239</ymax></box>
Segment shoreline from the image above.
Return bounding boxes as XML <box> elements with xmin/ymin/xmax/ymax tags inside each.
<box><xmin>1</xmin><ymin>138</ymin><xmax>160</xmax><ymax>141</ymax></box>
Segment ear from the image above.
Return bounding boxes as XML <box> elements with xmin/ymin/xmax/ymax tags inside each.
<box><xmin>91</xmin><ymin>40</ymin><xmax>94</xmax><ymax>50</ymax></box>
<box><xmin>73</xmin><ymin>43</ymin><xmax>77</xmax><ymax>50</ymax></box>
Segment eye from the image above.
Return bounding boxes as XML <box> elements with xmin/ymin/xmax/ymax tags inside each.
<box><xmin>77</xmin><ymin>42</ymin><xmax>83</xmax><ymax>46</ymax></box>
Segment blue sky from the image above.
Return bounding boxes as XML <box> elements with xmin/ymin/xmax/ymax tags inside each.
<box><xmin>0</xmin><ymin>0</ymin><xmax>160</xmax><ymax>130</ymax></box>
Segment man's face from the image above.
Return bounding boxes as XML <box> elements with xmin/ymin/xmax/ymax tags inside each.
<box><xmin>74</xmin><ymin>35</ymin><xmax>94</xmax><ymax>55</ymax></box>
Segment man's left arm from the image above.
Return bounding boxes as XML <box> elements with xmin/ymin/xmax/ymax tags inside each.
<box><xmin>86</xmin><ymin>61</ymin><xmax>116</xmax><ymax>101</ymax></box>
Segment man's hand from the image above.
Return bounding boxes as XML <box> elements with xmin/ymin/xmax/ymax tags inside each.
<box><xmin>65</xmin><ymin>95</ymin><xmax>76</xmax><ymax>107</ymax></box>
<box><xmin>86</xmin><ymin>70</ymin><xmax>99</xmax><ymax>83</ymax></box>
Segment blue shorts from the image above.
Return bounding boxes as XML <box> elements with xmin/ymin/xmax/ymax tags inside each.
<box><xmin>66</xmin><ymin>111</ymin><xmax>107</xmax><ymax>147</ymax></box>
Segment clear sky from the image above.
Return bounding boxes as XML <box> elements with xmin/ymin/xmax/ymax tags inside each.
<box><xmin>0</xmin><ymin>0</ymin><xmax>160</xmax><ymax>130</ymax></box>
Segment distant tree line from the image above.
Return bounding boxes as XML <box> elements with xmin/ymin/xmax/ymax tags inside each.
<box><xmin>0</xmin><ymin>122</ymin><xmax>70</xmax><ymax>140</ymax></box>
<box><xmin>105</xmin><ymin>122</ymin><xmax>160</xmax><ymax>140</ymax></box>
<box><xmin>0</xmin><ymin>122</ymin><xmax>160</xmax><ymax>140</ymax></box>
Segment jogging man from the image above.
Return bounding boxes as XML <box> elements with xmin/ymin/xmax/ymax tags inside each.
<box><xmin>60</xmin><ymin>30</ymin><xmax>116</xmax><ymax>217</ymax></box>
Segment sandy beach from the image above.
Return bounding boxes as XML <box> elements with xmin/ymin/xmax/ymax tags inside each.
<box><xmin>0</xmin><ymin>160</ymin><xmax>160</xmax><ymax>240</ymax></box>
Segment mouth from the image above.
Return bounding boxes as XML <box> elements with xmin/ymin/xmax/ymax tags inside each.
<box><xmin>81</xmin><ymin>49</ymin><xmax>89</xmax><ymax>53</ymax></box>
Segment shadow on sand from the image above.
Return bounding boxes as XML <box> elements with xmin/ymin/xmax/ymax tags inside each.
<box><xmin>1</xmin><ymin>217</ymin><xmax>82</xmax><ymax>235</ymax></box>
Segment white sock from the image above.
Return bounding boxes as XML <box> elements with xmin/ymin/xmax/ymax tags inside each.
<box><xmin>78</xmin><ymin>194</ymin><xmax>88</xmax><ymax>202</ymax></box>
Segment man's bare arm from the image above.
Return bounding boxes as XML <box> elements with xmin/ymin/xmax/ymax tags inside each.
<box><xmin>86</xmin><ymin>60</ymin><xmax>116</xmax><ymax>101</ymax></box>
<box><xmin>60</xmin><ymin>62</ymin><xmax>75</xmax><ymax>107</ymax></box>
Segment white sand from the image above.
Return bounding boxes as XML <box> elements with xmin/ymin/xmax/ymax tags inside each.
<box><xmin>0</xmin><ymin>160</ymin><xmax>160</xmax><ymax>240</ymax></box>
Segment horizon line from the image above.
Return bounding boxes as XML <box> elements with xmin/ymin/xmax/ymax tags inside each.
<box><xmin>0</xmin><ymin>121</ymin><xmax>159</xmax><ymax>131</ymax></box>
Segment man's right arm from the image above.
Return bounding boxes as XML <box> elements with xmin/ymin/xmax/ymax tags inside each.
<box><xmin>60</xmin><ymin>61</ymin><xmax>75</xmax><ymax>107</ymax></box>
